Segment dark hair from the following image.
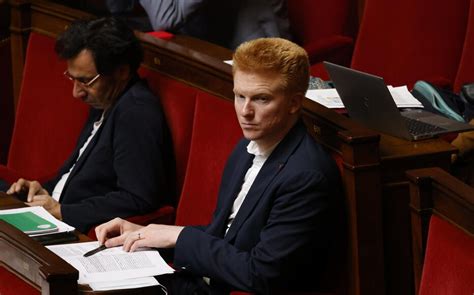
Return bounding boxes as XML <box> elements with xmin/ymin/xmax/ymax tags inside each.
<box><xmin>55</xmin><ymin>17</ymin><xmax>143</xmax><ymax>75</ymax></box>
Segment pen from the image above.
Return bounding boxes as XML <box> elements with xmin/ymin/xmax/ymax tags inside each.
<box><xmin>83</xmin><ymin>244</ymin><xmax>107</xmax><ymax>257</ymax></box>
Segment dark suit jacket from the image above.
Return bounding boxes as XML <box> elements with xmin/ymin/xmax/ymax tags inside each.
<box><xmin>44</xmin><ymin>78</ymin><xmax>175</xmax><ymax>233</ymax></box>
<box><xmin>173</xmin><ymin>120</ymin><xmax>342</xmax><ymax>294</ymax></box>
<box><xmin>108</xmin><ymin>0</ymin><xmax>291</xmax><ymax>49</ymax></box>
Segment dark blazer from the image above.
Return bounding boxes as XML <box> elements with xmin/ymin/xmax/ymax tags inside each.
<box><xmin>173</xmin><ymin>120</ymin><xmax>342</xmax><ymax>294</ymax></box>
<box><xmin>107</xmin><ymin>0</ymin><xmax>291</xmax><ymax>49</ymax></box>
<box><xmin>44</xmin><ymin>78</ymin><xmax>175</xmax><ymax>233</ymax></box>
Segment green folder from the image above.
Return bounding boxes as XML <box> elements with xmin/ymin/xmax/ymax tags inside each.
<box><xmin>0</xmin><ymin>211</ymin><xmax>58</xmax><ymax>234</ymax></box>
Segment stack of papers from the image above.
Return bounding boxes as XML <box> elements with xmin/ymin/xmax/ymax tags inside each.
<box><xmin>0</xmin><ymin>206</ymin><xmax>74</xmax><ymax>236</ymax></box>
<box><xmin>305</xmin><ymin>85</ymin><xmax>423</xmax><ymax>109</ymax></box>
<box><xmin>47</xmin><ymin>241</ymin><xmax>174</xmax><ymax>291</ymax></box>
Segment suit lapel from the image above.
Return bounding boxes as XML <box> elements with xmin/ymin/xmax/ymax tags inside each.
<box><xmin>211</xmin><ymin>149</ymin><xmax>254</xmax><ymax>236</ymax></box>
<box><xmin>224</xmin><ymin>121</ymin><xmax>306</xmax><ymax>241</ymax></box>
<box><xmin>58</xmin><ymin>110</ymin><xmax>105</xmax><ymax>201</ymax></box>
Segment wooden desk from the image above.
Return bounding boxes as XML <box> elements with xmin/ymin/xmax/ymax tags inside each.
<box><xmin>0</xmin><ymin>193</ymin><xmax>164</xmax><ymax>294</ymax></box>
<box><xmin>5</xmin><ymin>1</ymin><xmax>457</xmax><ymax>294</ymax></box>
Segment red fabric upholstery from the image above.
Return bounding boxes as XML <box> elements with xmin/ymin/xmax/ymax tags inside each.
<box><xmin>139</xmin><ymin>68</ymin><xmax>197</xmax><ymax>196</ymax></box>
<box><xmin>140</xmin><ymin>68</ymin><xmax>197</xmax><ymax>195</ymax></box>
<box><xmin>0</xmin><ymin>266</ymin><xmax>39</xmax><ymax>295</ymax></box>
<box><xmin>454</xmin><ymin>0</ymin><xmax>474</xmax><ymax>92</ymax></box>
<box><xmin>0</xmin><ymin>32</ymin><xmax>89</xmax><ymax>182</ymax></box>
<box><xmin>146</xmin><ymin>30</ymin><xmax>174</xmax><ymax>40</ymax></box>
<box><xmin>351</xmin><ymin>0</ymin><xmax>470</xmax><ymax>89</ymax></box>
<box><xmin>419</xmin><ymin>215</ymin><xmax>474</xmax><ymax>295</ymax></box>
<box><xmin>287</xmin><ymin>0</ymin><xmax>357</xmax><ymax>67</ymax></box>
<box><xmin>175</xmin><ymin>92</ymin><xmax>242</xmax><ymax>226</ymax></box>
<box><xmin>0</xmin><ymin>38</ymin><xmax>14</xmax><ymax>164</ymax></box>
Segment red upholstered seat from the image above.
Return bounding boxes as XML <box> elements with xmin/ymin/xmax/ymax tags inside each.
<box><xmin>350</xmin><ymin>0</ymin><xmax>470</xmax><ymax>89</ymax></box>
<box><xmin>139</xmin><ymin>68</ymin><xmax>197</xmax><ymax>196</ymax></box>
<box><xmin>175</xmin><ymin>92</ymin><xmax>242</xmax><ymax>226</ymax></box>
<box><xmin>0</xmin><ymin>39</ymin><xmax>13</xmax><ymax>164</ymax></box>
<box><xmin>352</xmin><ymin>0</ymin><xmax>470</xmax><ymax>88</ymax></box>
<box><xmin>418</xmin><ymin>215</ymin><xmax>474</xmax><ymax>295</ymax></box>
<box><xmin>454</xmin><ymin>0</ymin><xmax>474</xmax><ymax>92</ymax></box>
<box><xmin>0</xmin><ymin>32</ymin><xmax>89</xmax><ymax>184</ymax></box>
<box><xmin>287</xmin><ymin>0</ymin><xmax>357</xmax><ymax>80</ymax></box>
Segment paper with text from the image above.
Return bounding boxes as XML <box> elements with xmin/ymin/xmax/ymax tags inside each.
<box><xmin>47</xmin><ymin>241</ymin><xmax>174</xmax><ymax>285</ymax></box>
<box><xmin>306</xmin><ymin>85</ymin><xmax>423</xmax><ymax>109</ymax></box>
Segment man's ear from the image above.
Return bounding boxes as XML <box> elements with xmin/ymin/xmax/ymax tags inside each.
<box><xmin>288</xmin><ymin>93</ymin><xmax>304</xmax><ymax>114</ymax></box>
<box><xmin>114</xmin><ymin>64</ymin><xmax>131</xmax><ymax>81</ymax></box>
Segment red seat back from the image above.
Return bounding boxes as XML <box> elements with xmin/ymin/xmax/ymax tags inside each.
<box><xmin>351</xmin><ymin>0</ymin><xmax>470</xmax><ymax>89</ymax></box>
<box><xmin>7</xmin><ymin>32</ymin><xmax>89</xmax><ymax>179</ymax></box>
<box><xmin>139</xmin><ymin>68</ymin><xmax>197</xmax><ymax>197</ymax></box>
<box><xmin>288</xmin><ymin>0</ymin><xmax>356</xmax><ymax>47</ymax></box>
<box><xmin>419</xmin><ymin>215</ymin><xmax>474</xmax><ymax>295</ymax></box>
<box><xmin>454</xmin><ymin>0</ymin><xmax>474</xmax><ymax>92</ymax></box>
<box><xmin>175</xmin><ymin>92</ymin><xmax>242</xmax><ymax>226</ymax></box>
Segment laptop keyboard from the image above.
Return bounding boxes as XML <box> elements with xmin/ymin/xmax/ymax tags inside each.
<box><xmin>403</xmin><ymin>117</ymin><xmax>446</xmax><ymax>135</ymax></box>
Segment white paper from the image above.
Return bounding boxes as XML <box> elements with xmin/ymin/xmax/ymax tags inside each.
<box><xmin>305</xmin><ymin>88</ymin><xmax>344</xmax><ymax>108</ymax></box>
<box><xmin>305</xmin><ymin>85</ymin><xmax>423</xmax><ymax>109</ymax></box>
<box><xmin>0</xmin><ymin>206</ymin><xmax>75</xmax><ymax>236</ymax></box>
<box><xmin>387</xmin><ymin>86</ymin><xmax>424</xmax><ymax>108</ymax></box>
<box><xmin>89</xmin><ymin>277</ymin><xmax>160</xmax><ymax>291</ymax></box>
<box><xmin>47</xmin><ymin>241</ymin><xmax>174</xmax><ymax>285</ymax></box>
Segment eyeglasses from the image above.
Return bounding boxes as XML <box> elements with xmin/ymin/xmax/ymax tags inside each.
<box><xmin>63</xmin><ymin>70</ymin><xmax>101</xmax><ymax>88</ymax></box>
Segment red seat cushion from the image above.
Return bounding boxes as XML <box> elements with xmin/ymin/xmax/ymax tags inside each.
<box><xmin>175</xmin><ymin>92</ymin><xmax>242</xmax><ymax>226</ymax></box>
<box><xmin>419</xmin><ymin>215</ymin><xmax>474</xmax><ymax>295</ymax></box>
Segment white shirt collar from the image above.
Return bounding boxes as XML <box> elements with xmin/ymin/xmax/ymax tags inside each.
<box><xmin>246</xmin><ymin>140</ymin><xmax>280</xmax><ymax>157</ymax></box>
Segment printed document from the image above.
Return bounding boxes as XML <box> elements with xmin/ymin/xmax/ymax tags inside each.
<box><xmin>306</xmin><ymin>85</ymin><xmax>423</xmax><ymax>109</ymax></box>
<box><xmin>47</xmin><ymin>241</ymin><xmax>174</xmax><ymax>285</ymax></box>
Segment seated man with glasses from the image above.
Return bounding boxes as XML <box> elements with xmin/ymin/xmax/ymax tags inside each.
<box><xmin>3</xmin><ymin>17</ymin><xmax>175</xmax><ymax>234</ymax></box>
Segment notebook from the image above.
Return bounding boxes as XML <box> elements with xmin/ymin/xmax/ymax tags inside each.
<box><xmin>324</xmin><ymin>62</ymin><xmax>474</xmax><ymax>140</ymax></box>
<box><xmin>0</xmin><ymin>211</ymin><xmax>58</xmax><ymax>235</ymax></box>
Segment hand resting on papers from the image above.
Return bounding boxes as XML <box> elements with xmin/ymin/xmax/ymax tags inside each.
<box><xmin>6</xmin><ymin>178</ymin><xmax>62</xmax><ymax>219</ymax></box>
<box><xmin>95</xmin><ymin>217</ymin><xmax>184</xmax><ymax>252</ymax></box>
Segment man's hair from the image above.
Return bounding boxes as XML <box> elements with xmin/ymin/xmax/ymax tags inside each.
<box><xmin>55</xmin><ymin>17</ymin><xmax>143</xmax><ymax>75</ymax></box>
<box><xmin>232</xmin><ymin>38</ymin><xmax>310</xmax><ymax>95</ymax></box>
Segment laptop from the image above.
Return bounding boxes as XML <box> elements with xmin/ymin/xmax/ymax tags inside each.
<box><xmin>324</xmin><ymin>61</ymin><xmax>474</xmax><ymax>140</ymax></box>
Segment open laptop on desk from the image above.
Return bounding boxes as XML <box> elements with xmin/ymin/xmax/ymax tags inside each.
<box><xmin>324</xmin><ymin>61</ymin><xmax>474</xmax><ymax>140</ymax></box>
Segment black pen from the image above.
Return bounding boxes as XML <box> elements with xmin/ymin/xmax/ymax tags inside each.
<box><xmin>83</xmin><ymin>244</ymin><xmax>107</xmax><ymax>257</ymax></box>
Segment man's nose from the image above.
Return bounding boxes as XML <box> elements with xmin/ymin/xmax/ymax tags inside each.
<box><xmin>241</xmin><ymin>100</ymin><xmax>254</xmax><ymax>117</ymax></box>
<box><xmin>72</xmin><ymin>81</ymin><xmax>86</xmax><ymax>99</ymax></box>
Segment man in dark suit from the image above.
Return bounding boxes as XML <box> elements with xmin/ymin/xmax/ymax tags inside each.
<box><xmin>5</xmin><ymin>17</ymin><xmax>175</xmax><ymax>233</ymax></box>
<box><xmin>96</xmin><ymin>38</ymin><xmax>342</xmax><ymax>294</ymax></box>
<box><xmin>106</xmin><ymin>0</ymin><xmax>292</xmax><ymax>49</ymax></box>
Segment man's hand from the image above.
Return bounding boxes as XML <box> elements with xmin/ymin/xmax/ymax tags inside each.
<box><xmin>26</xmin><ymin>194</ymin><xmax>62</xmax><ymax>219</ymax></box>
<box><xmin>7</xmin><ymin>178</ymin><xmax>61</xmax><ymax>219</ymax></box>
<box><xmin>6</xmin><ymin>178</ymin><xmax>49</xmax><ymax>202</ymax></box>
<box><xmin>95</xmin><ymin>217</ymin><xmax>145</xmax><ymax>246</ymax></box>
<box><xmin>95</xmin><ymin>217</ymin><xmax>184</xmax><ymax>252</ymax></box>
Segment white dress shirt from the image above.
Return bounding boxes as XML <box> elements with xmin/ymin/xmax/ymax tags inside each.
<box><xmin>52</xmin><ymin>112</ymin><xmax>104</xmax><ymax>201</ymax></box>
